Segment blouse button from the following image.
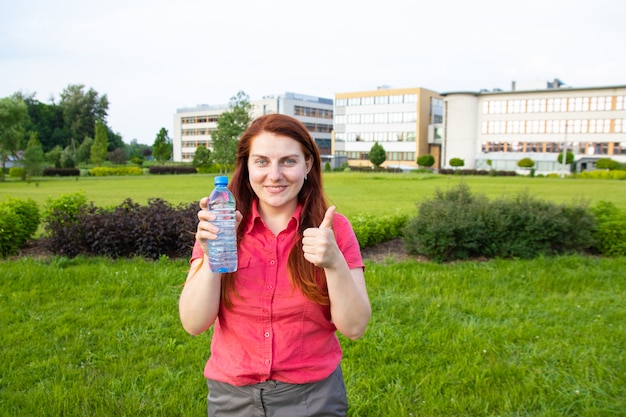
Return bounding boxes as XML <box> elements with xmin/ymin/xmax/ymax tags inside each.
<box><xmin>267</xmin><ymin>285</ymin><xmax>273</xmax><ymax>290</ymax></box>
<box><xmin>269</xmin><ymin>260</ymin><xmax>276</xmax><ymax>265</ymax></box>
<box><xmin>264</xmin><ymin>360</ymin><xmax>270</xmax><ymax>365</ymax></box>
<box><xmin>264</xmin><ymin>332</ymin><xmax>270</xmax><ymax>338</ymax></box>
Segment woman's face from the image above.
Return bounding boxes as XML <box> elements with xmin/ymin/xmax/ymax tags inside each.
<box><xmin>247</xmin><ymin>132</ymin><xmax>312</xmax><ymax>215</ymax></box>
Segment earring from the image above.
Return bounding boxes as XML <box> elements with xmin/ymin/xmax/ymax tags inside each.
<box><xmin>304</xmin><ymin>174</ymin><xmax>308</xmax><ymax>181</ymax></box>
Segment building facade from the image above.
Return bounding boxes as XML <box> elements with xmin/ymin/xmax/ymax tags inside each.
<box><xmin>333</xmin><ymin>86</ymin><xmax>444</xmax><ymax>170</ymax></box>
<box><xmin>442</xmin><ymin>83</ymin><xmax>626</xmax><ymax>174</ymax></box>
<box><xmin>172</xmin><ymin>92</ymin><xmax>333</xmax><ymax>163</ymax></box>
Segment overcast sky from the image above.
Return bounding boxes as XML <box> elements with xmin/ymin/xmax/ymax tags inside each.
<box><xmin>1</xmin><ymin>0</ymin><xmax>625</xmax><ymax>145</ymax></box>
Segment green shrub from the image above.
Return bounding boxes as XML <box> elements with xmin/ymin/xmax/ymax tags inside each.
<box><xmin>8</xmin><ymin>167</ymin><xmax>24</xmax><ymax>178</ymax></box>
<box><xmin>577</xmin><ymin>170</ymin><xmax>626</xmax><ymax>180</ymax></box>
<box><xmin>42</xmin><ymin>191</ymin><xmax>89</xmax><ymax>228</ymax></box>
<box><xmin>351</xmin><ymin>212</ymin><xmax>408</xmax><ymax>248</ymax></box>
<box><xmin>89</xmin><ymin>166</ymin><xmax>143</xmax><ymax>176</ymax></box>
<box><xmin>403</xmin><ymin>183</ymin><xmax>597</xmax><ymax>262</ymax></box>
<box><xmin>0</xmin><ymin>197</ymin><xmax>40</xmax><ymax>257</ymax></box>
<box><xmin>591</xmin><ymin>201</ymin><xmax>626</xmax><ymax>256</ymax></box>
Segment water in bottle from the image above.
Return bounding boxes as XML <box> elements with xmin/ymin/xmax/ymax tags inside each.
<box><xmin>208</xmin><ymin>176</ymin><xmax>238</xmax><ymax>273</ymax></box>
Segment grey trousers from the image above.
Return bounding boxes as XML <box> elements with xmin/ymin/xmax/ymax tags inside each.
<box><xmin>206</xmin><ymin>365</ymin><xmax>348</xmax><ymax>417</ymax></box>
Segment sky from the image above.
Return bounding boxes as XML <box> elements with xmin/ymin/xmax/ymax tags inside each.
<box><xmin>1</xmin><ymin>0</ymin><xmax>625</xmax><ymax>145</ymax></box>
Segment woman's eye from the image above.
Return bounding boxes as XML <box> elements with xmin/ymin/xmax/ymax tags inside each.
<box><xmin>254</xmin><ymin>159</ymin><xmax>267</xmax><ymax>166</ymax></box>
<box><xmin>283</xmin><ymin>159</ymin><xmax>296</xmax><ymax>165</ymax></box>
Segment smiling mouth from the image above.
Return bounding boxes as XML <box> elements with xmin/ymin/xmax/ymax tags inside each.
<box><xmin>265</xmin><ymin>185</ymin><xmax>287</xmax><ymax>192</ymax></box>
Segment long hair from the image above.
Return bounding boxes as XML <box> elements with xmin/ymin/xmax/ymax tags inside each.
<box><xmin>221</xmin><ymin>114</ymin><xmax>329</xmax><ymax>308</ymax></box>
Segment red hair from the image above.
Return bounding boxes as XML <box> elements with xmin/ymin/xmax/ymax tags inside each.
<box><xmin>221</xmin><ymin>114</ymin><xmax>329</xmax><ymax>307</ymax></box>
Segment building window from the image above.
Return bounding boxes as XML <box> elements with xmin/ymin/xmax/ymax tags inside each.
<box><xmin>375</xmin><ymin>95</ymin><xmax>388</xmax><ymax>105</ymax></box>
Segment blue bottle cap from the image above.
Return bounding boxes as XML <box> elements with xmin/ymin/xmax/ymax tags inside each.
<box><xmin>214</xmin><ymin>176</ymin><xmax>228</xmax><ymax>185</ymax></box>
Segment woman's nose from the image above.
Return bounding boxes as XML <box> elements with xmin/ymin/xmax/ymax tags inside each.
<box><xmin>268</xmin><ymin>163</ymin><xmax>282</xmax><ymax>180</ymax></box>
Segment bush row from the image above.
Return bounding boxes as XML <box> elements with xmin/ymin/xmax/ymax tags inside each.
<box><xmin>43</xmin><ymin>195</ymin><xmax>198</xmax><ymax>259</ymax></box>
<box><xmin>0</xmin><ymin>197</ymin><xmax>40</xmax><ymax>257</ymax></box>
<box><xmin>576</xmin><ymin>170</ymin><xmax>626</xmax><ymax>180</ymax></box>
<box><xmin>402</xmin><ymin>183</ymin><xmax>625</xmax><ymax>262</ymax></box>
<box><xmin>44</xmin><ymin>167</ymin><xmax>80</xmax><ymax>176</ymax></box>
<box><xmin>352</xmin><ymin>212</ymin><xmax>408</xmax><ymax>248</ymax></box>
<box><xmin>149</xmin><ymin>165</ymin><xmax>198</xmax><ymax>175</ymax></box>
<box><xmin>89</xmin><ymin>166</ymin><xmax>144</xmax><ymax>176</ymax></box>
<box><xmin>438</xmin><ymin>168</ymin><xmax>518</xmax><ymax>176</ymax></box>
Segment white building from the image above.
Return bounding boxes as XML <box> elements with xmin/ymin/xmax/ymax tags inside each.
<box><xmin>172</xmin><ymin>92</ymin><xmax>333</xmax><ymax>163</ymax></box>
<box><xmin>442</xmin><ymin>82</ymin><xmax>626</xmax><ymax>174</ymax></box>
<box><xmin>333</xmin><ymin>86</ymin><xmax>444</xmax><ymax>170</ymax></box>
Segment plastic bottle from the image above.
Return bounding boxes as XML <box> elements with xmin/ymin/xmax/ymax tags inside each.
<box><xmin>207</xmin><ymin>176</ymin><xmax>238</xmax><ymax>273</ymax></box>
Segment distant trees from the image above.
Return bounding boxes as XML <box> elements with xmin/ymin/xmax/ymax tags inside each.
<box><xmin>192</xmin><ymin>146</ymin><xmax>212</xmax><ymax>172</ymax></box>
<box><xmin>91</xmin><ymin>119</ymin><xmax>109</xmax><ymax>165</ymax></box>
<box><xmin>212</xmin><ymin>91</ymin><xmax>251</xmax><ymax>171</ymax></box>
<box><xmin>557</xmin><ymin>150</ymin><xmax>574</xmax><ymax>165</ymax></box>
<box><xmin>152</xmin><ymin>128</ymin><xmax>172</xmax><ymax>163</ymax></box>
<box><xmin>3</xmin><ymin>85</ymin><xmax>126</xmax><ymax>169</ymax></box>
<box><xmin>59</xmin><ymin>84</ymin><xmax>109</xmax><ymax>150</ymax></box>
<box><xmin>0</xmin><ymin>95</ymin><xmax>29</xmax><ymax>180</ymax></box>
<box><xmin>22</xmin><ymin>133</ymin><xmax>45</xmax><ymax>178</ymax></box>
<box><xmin>369</xmin><ymin>142</ymin><xmax>386</xmax><ymax>169</ymax></box>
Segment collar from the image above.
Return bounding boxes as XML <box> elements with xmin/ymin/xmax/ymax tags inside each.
<box><xmin>245</xmin><ymin>199</ymin><xmax>303</xmax><ymax>234</ymax></box>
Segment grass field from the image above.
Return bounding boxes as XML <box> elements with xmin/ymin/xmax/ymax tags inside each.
<box><xmin>1</xmin><ymin>172</ymin><xmax>625</xmax><ymax>217</ymax></box>
<box><xmin>1</xmin><ymin>255</ymin><xmax>624</xmax><ymax>416</ymax></box>
<box><xmin>1</xmin><ymin>172</ymin><xmax>625</xmax><ymax>416</ymax></box>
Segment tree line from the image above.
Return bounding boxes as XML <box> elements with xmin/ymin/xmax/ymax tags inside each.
<box><xmin>1</xmin><ymin>86</ymin><xmax>254</xmax><ymax>180</ymax></box>
<box><xmin>0</xmin><ymin>84</ymin><xmax>173</xmax><ymax>180</ymax></box>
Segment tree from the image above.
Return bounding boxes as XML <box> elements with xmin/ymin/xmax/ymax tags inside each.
<box><xmin>22</xmin><ymin>133</ymin><xmax>45</xmax><ymax>178</ymax></box>
<box><xmin>192</xmin><ymin>145</ymin><xmax>212</xmax><ymax>172</ymax></box>
<box><xmin>60</xmin><ymin>146</ymin><xmax>76</xmax><ymax>168</ymax></box>
<box><xmin>76</xmin><ymin>137</ymin><xmax>93</xmax><ymax>164</ymax></box>
<box><xmin>108</xmin><ymin>148</ymin><xmax>128</xmax><ymax>165</ymax></box>
<box><xmin>59</xmin><ymin>84</ymin><xmax>109</xmax><ymax>152</ymax></box>
<box><xmin>449</xmin><ymin>158</ymin><xmax>464</xmax><ymax>169</ymax></box>
<box><xmin>18</xmin><ymin>92</ymin><xmax>67</xmax><ymax>153</ymax></box>
<box><xmin>91</xmin><ymin>119</ymin><xmax>109</xmax><ymax>165</ymax></box>
<box><xmin>152</xmin><ymin>127</ymin><xmax>172</xmax><ymax>163</ymax></box>
<box><xmin>595</xmin><ymin>158</ymin><xmax>619</xmax><ymax>170</ymax></box>
<box><xmin>556</xmin><ymin>150</ymin><xmax>574</xmax><ymax>165</ymax></box>
<box><xmin>417</xmin><ymin>154</ymin><xmax>435</xmax><ymax>168</ymax></box>
<box><xmin>517</xmin><ymin>157</ymin><xmax>535</xmax><ymax>169</ymax></box>
<box><xmin>45</xmin><ymin>146</ymin><xmax>63</xmax><ymax>168</ymax></box>
<box><xmin>369</xmin><ymin>142</ymin><xmax>386</xmax><ymax>169</ymax></box>
<box><xmin>212</xmin><ymin>91</ymin><xmax>251</xmax><ymax>171</ymax></box>
<box><xmin>0</xmin><ymin>95</ymin><xmax>29</xmax><ymax>181</ymax></box>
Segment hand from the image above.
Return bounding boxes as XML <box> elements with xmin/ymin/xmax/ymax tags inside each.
<box><xmin>195</xmin><ymin>197</ymin><xmax>242</xmax><ymax>255</ymax></box>
<box><xmin>302</xmin><ymin>206</ymin><xmax>340</xmax><ymax>268</ymax></box>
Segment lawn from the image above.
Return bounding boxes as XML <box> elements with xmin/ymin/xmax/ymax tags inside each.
<box><xmin>1</xmin><ymin>172</ymin><xmax>625</xmax><ymax>416</ymax></box>
<box><xmin>1</xmin><ymin>172</ymin><xmax>625</xmax><ymax>217</ymax></box>
<box><xmin>1</xmin><ymin>255</ymin><xmax>624</xmax><ymax>416</ymax></box>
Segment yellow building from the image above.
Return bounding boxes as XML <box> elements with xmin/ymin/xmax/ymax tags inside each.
<box><xmin>333</xmin><ymin>86</ymin><xmax>443</xmax><ymax>170</ymax></box>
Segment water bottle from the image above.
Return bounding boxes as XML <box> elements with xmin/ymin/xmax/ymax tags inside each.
<box><xmin>207</xmin><ymin>176</ymin><xmax>238</xmax><ymax>273</ymax></box>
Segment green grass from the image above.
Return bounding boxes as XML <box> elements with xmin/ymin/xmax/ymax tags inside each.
<box><xmin>1</xmin><ymin>255</ymin><xmax>625</xmax><ymax>416</ymax></box>
<box><xmin>1</xmin><ymin>172</ymin><xmax>625</xmax><ymax>216</ymax></box>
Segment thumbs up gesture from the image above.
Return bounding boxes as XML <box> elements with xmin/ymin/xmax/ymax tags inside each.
<box><xmin>302</xmin><ymin>206</ymin><xmax>340</xmax><ymax>268</ymax></box>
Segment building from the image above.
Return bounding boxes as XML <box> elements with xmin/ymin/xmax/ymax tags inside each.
<box><xmin>332</xmin><ymin>86</ymin><xmax>444</xmax><ymax>170</ymax></box>
<box><xmin>442</xmin><ymin>82</ymin><xmax>626</xmax><ymax>174</ymax></box>
<box><xmin>172</xmin><ymin>92</ymin><xmax>334</xmax><ymax>163</ymax></box>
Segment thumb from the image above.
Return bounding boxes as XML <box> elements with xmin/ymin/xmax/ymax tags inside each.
<box><xmin>319</xmin><ymin>206</ymin><xmax>335</xmax><ymax>229</ymax></box>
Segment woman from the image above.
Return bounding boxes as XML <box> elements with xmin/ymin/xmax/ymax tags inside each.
<box><xmin>179</xmin><ymin>114</ymin><xmax>371</xmax><ymax>416</ymax></box>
